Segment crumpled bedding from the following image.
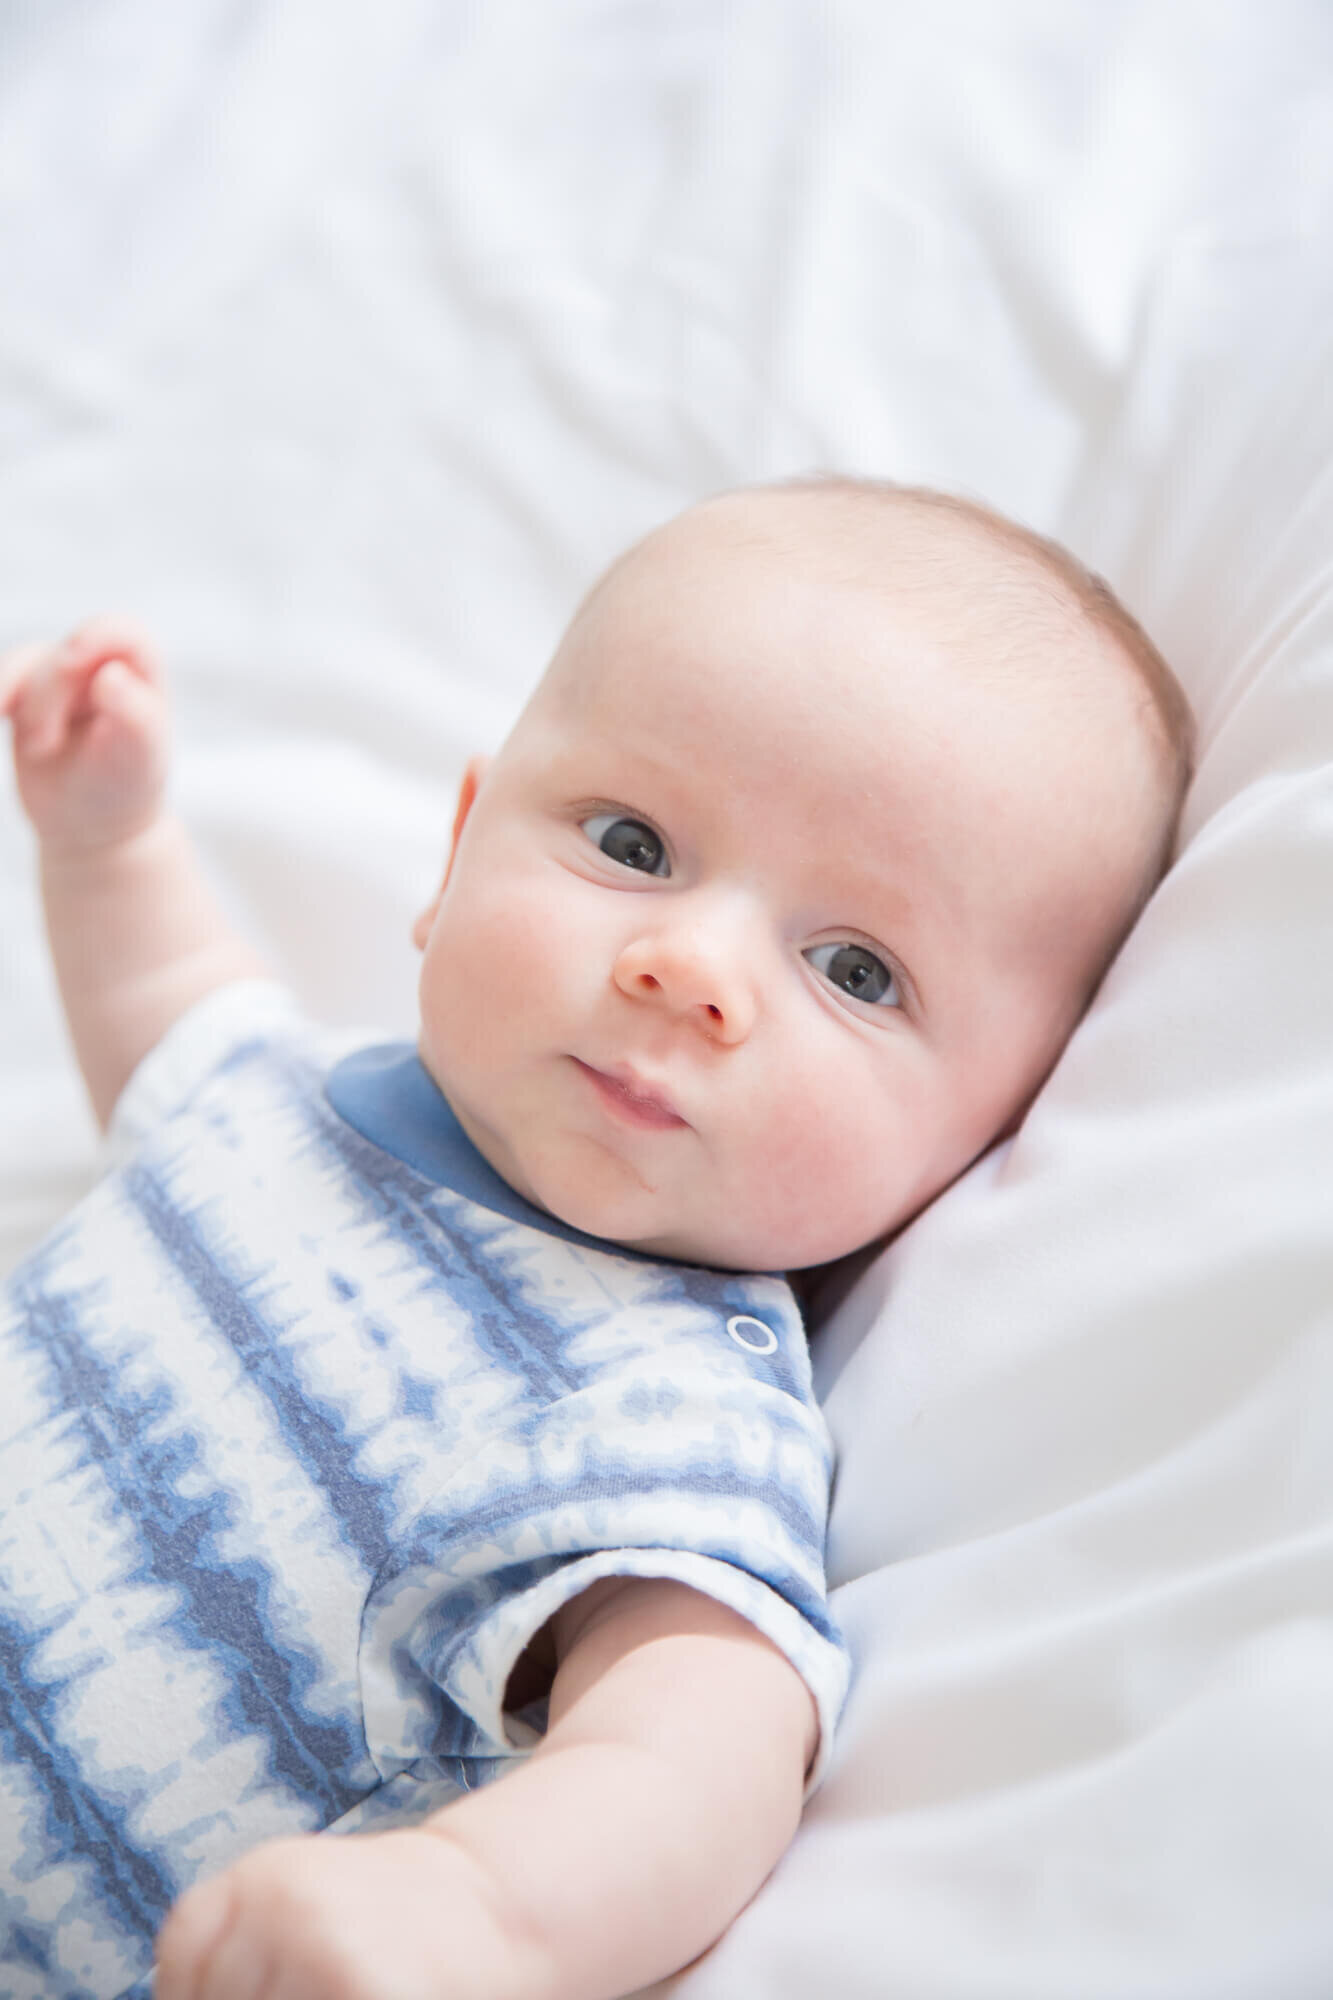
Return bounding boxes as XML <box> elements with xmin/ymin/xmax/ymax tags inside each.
<box><xmin>2</xmin><ymin>5</ymin><xmax>1332</xmax><ymax>1995</ymax></box>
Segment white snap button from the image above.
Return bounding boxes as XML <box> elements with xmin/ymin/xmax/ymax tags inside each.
<box><xmin>727</xmin><ymin>1314</ymin><xmax>778</xmax><ymax>1355</ymax></box>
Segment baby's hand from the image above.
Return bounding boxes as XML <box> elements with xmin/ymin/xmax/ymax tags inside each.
<box><xmin>155</xmin><ymin>1827</ymin><xmax>545</xmax><ymax>2000</ymax></box>
<box><xmin>0</xmin><ymin>617</ymin><xmax>168</xmax><ymax>856</ymax></box>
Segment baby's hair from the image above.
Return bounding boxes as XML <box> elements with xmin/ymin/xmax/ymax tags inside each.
<box><xmin>773</xmin><ymin>472</ymin><xmax>1196</xmax><ymax>862</ymax></box>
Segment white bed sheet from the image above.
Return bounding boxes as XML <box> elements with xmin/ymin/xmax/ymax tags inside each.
<box><xmin>3</xmin><ymin>4</ymin><xmax>1332</xmax><ymax>1994</ymax></box>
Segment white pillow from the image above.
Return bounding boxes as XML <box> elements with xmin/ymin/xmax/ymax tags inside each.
<box><xmin>656</xmin><ymin>238</ymin><xmax>1333</xmax><ymax>1999</ymax></box>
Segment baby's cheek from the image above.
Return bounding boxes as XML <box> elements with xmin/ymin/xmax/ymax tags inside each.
<box><xmin>420</xmin><ymin>925</ymin><xmax>512</xmax><ymax>1079</ymax></box>
<box><xmin>726</xmin><ymin>1115</ymin><xmax>849</xmax><ymax>1264</ymax></box>
<box><xmin>431</xmin><ymin>882</ymin><xmax>548</xmax><ymax>1013</ymax></box>
<box><xmin>753</xmin><ymin>1078</ymin><xmax>913</xmax><ymax>1263</ymax></box>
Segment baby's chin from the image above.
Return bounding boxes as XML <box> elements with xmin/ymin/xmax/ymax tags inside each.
<box><xmin>477</xmin><ymin>1121</ymin><xmax>889</xmax><ymax>1271</ymax></box>
<box><xmin>547</xmin><ymin>1194</ymin><xmax>857</xmax><ymax>1273</ymax></box>
<box><xmin>543</xmin><ymin>1196</ymin><xmax>745</xmax><ymax>1269</ymax></box>
<box><xmin>530</xmin><ymin>1176</ymin><xmax>769</xmax><ymax>1271</ymax></box>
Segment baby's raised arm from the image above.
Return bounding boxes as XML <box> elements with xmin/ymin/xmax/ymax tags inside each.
<box><xmin>1</xmin><ymin>620</ymin><xmax>268</xmax><ymax>1125</ymax></box>
<box><xmin>156</xmin><ymin>1577</ymin><xmax>818</xmax><ymax>2000</ymax></box>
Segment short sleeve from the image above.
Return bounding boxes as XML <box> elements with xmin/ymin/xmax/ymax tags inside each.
<box><xmin>104</xmin><ymin>980</ymin><xmax>326</xmax><ymax>1160</ymax></box>
<box><xmin>359</xmin><ymin>1351</ymin><xmax>851</xmax><ymax>1799</ymax></box>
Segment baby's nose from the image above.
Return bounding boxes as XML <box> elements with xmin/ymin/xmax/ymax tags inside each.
<box><xmin>612</xmin><ymin>923</ymin><xmax>757</xmax><ymax>1044</ymax></box>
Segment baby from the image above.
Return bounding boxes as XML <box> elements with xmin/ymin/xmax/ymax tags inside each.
<box><xmin>0</xmin><ymin>480</ymin><xmax>1191</xmax><ymax>2000</ymax></box>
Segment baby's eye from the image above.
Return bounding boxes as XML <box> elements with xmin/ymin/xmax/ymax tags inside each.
<box><xmin>804</xmin><ymin>941</ymin><xmax>900</xmax><ymax>1007</ymax></box>
<box><xmin>580</xmin><ymin>813</ymin><xmax>670</xmax><ymax>877</ymax></box>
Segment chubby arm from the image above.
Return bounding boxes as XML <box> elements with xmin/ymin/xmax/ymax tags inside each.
<box><xmin>430</xmin><ymin>1577</ymin><xmax>819</xmax><ymax>1993</ymax></box>
<box><xmin>156</xmin><ymin>1577</ymin><xmax>819</xmax><ymax>2000</ymax></box>
<box><xmin>2</xmin><ymin>620</ymin><xmax>269</xmax><ymax>1126</ymax></box>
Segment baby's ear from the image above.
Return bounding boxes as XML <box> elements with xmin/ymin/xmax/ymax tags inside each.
<box><xmin>411</xmin><ymin>754</ymin><xmax>490</xmax><ymax>950</ymax></box>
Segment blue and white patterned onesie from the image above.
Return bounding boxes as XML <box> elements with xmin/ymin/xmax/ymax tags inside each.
<box><xmin>0</xmin><ymin>984</ymin><xmax>848</xmax><ymax>2000</ymax></box>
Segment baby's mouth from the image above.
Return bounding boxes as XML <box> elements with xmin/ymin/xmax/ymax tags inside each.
<box><xmin>572</xmin><ymin>1059</ymin><xmax>688</xmax><ymax>1131</ymax></box>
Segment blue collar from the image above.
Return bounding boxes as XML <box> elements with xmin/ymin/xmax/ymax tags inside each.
<box><xmin>325</xmin><ymin>1042</ymin><xmax>654</xmax><ymax>1258</ymax></box>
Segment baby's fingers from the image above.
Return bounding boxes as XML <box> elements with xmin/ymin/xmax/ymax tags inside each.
<box><xmin>88</xmin><ymin>656</ymin><xmax>160</xmax><ymax>736</ymax></box>
<box><xmin>7</xmin><ymin>618</ymin><xmax>161</xmax><ymax>758</ymax></box>
<box><xmin>0</xmin><ymin>641</ymin><xmax>46</xmax><ymax>721</ymax></box>
<box><xmin>5</xmin><ymin>638</ymin><xmax>99</xmax><ymax>756</ymax></box>
<box><xmin>61</xmin><ymin>615</ymin><xmax>162</xmax><ymax>690</ymax></box>
<box><xmin>156</xmin><ymin>1876</ymin><xmax>243</xmax><ymax>2000</ymax></box>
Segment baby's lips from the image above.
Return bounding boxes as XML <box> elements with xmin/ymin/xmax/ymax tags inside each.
<box><xmin>574</xmin><ymin>1058</ymin><xmax>690</xmax><ymax>1129</ymax></box>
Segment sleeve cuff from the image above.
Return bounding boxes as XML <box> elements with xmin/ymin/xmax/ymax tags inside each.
<box><xmin>365</xmin><ymin>1547</ymin><xmax>850</xmax><ymax>1801</ymax></box>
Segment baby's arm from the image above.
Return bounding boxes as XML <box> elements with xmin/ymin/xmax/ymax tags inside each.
<box><xmin>2</xmin><ymin>620</ymin><xmax>269</xmax><ymax>1126</ymax></box>
<box><xmin>156</xmin><ymin>1577</ymin><xmax>818</xmax><ymax>2000</ymax></box>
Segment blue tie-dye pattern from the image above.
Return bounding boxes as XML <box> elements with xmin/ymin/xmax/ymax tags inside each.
<box><xmin>389</xmin><ymin>1441</ymin><xmax>839</xmax><ymax>1756</ymax></box>
<box><xmin>10</xmin><ymin>1271</ymin><xmax>368</xmax><ymax>1820</ymax></box>
<box><xmin>122</xmin><ymin>1156</ymin><xmax>398</xmax><ymax>1581</ymax></box>
<box><xmin>0</xmin><ymin>1014</ymin><xmax>846</xmax><ymax>1998</ymax></box>
<box><xmin>309</xmin><ymin>1089</ymin><xmax>596</xmax><ymax>1406</ymax></box>
<box><xmin>0</xmin><ymin>1610</ymin><xmax>175</xmax><ymax>1940</ymax></box>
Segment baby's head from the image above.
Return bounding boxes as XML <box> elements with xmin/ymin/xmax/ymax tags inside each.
<box><xmin>413</xmin><ymin>481</ymin><xmax>1193</xmax><ymax>1271</ymax></box>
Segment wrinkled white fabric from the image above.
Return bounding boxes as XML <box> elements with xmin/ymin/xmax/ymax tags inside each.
<box><xmin>2</xmin><ymin>4</ymin><xmax>1331</xmax><ymax>1995</ymax></box>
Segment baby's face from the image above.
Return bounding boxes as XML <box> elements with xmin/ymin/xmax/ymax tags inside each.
<box><xmin>414</xmin><ymin>498</ymin><xmax>1162</xmax><ymax>1270</ymax></box>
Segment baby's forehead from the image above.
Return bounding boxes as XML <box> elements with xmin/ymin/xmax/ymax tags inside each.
<box><xmin>553</xmin><ymin>566</ymin><xmax>1112</xmax><ymax>847</ymax></box>
<box><xmin>588</xmin><ymin>488</ymin><xmax>1095</xmax><ymax>686</ymax></box>
<box><xmin>603</xmin><ymin>491</ymin><xmax>1176</xmax><ymax>779</ymax></box>
<box><xmin>566</xmin><ymin>497</ymin><xmax>1083</xmax><ymax>741</ymax></box>
<box><xmin>540</xmin><ymin>481</ymin><xmax>1185</xmax><ymax>842</ymax></box>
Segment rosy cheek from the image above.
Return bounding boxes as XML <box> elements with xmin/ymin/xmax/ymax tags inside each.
<box><xmin>423</xmin><ymin>897</ymin><xmax>512</xmax><ymax>1027</ymax></box>
<box><xmin>434</xmin><ymin>875</ymin><xmax>589</xmax><ymax>1033</ymax></box>
<box><xmin>729</xmin><ymin>1104</ymin><xmax>836</xmax><ymax>1251</ymax></box>
<box><xmin>760</xmin><ymin>1051</ymin><xmax>907</xmax><ymax>1248</ymax></box>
